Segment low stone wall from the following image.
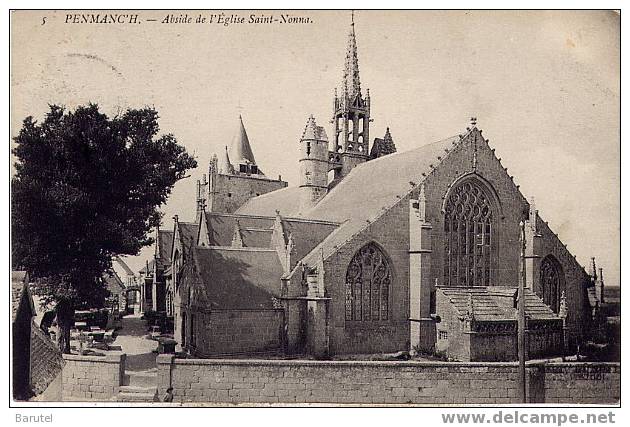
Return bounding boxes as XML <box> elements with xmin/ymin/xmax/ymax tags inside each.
<box><xmin>61</xmin><ymin>353</ymin><xmax>125</xmax><ymax>401</ymax></box>
<box><xmin>156</xmin><ymin>356</ymin><xmax>620</xmax><ymax>405</ymax></box>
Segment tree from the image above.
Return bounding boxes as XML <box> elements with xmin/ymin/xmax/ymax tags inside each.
<box><xmin>11</xmin><ymin>104</ymin><xmax>197</xmax><ymax>353</ymax></box>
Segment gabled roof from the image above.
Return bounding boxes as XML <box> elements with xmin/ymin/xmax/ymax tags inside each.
<box><xmin>439</xmin><ymin>286</ymin><xmax>559</xmax><ymax>321</ymax></box>
<box><xmin>190</xmin><ymin>247</ymin><xmax>283</xmax><ymax>310</ymax></box>
<box><xmin>200</xmin><ymin>212</ymin><xmax>338</xmax><ymax>259</ymax></box>
<box><xmin>440</xmin><ymin>287</ymin><xmax>507</xmax><ymax>321</ymax></box>
<box><xmin>205</xmin><ymin>213</ymin><xmax>275</xmax><ymax>247</ymax></box>
<box><xmin>103</xmin><ymin>269</ymin><xmax>125</xmax><ymax>293</ymax></box>
<box><xmin>175</xmin><ymin>221</ymin><xmax>199</xmax><ymax>260</ymax></box>
<box><xmin>114</xmin><ymin>256</ymin><xmax>135</xmax><ymax>276</ymax></box>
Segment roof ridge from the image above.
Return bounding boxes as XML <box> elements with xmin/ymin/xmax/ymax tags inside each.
<box><xmin>298</xmin><ymin>134</ymin><xmax>465</xmax><ymax>267</ymax></box>
<box><xmin>196</xmin><ymin>246</ymin><xmax>277</xmax><ymax>252</ymax></box>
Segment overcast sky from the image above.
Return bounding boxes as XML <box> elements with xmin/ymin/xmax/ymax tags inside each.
<box><xmin>11</xmin><ymin>10</ymin><xmax>620</xmax><ymax>285</ymax></box>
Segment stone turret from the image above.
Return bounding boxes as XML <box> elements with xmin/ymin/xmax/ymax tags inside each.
<box><xmin>299</xmin><ymin>115</ymin><xmax>329</xmax><ymax>213</ymax></box>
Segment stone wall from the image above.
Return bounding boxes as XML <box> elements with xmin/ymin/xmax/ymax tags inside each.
<box><xmin>211</xmin><ymin>173</ymin><xmax>287</xmax><ymax>214</ymax></box>
<box><xmin>322</xmin><ymin>200</ymin><xmax>410</xmax><ymax>355</ymax></box>
<box><xmin>156</xmin><ymin>357</ymin><xmax>620</xmax><ymax>405</ymax></box>
<box><xmin>189</xmin><ymin>309</ymin><xmax>284</xmax><ymax>357</ymax></box>
<box><xmin>61</xmin><ymin>353</ymin><xmax>125</xmax><ymax>401</ymax></box>
<box><xmin>30</xmin><ymin>323</ymin><xmax>64</xmax><ymax>395</ymax></box>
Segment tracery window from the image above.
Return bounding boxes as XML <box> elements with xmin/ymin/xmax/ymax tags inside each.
<box><xmin>540</xmin><ymin>255</ymin><xmax>563</xmax><ymax>313</ymax></box>
<box><xmin>345</xmin><ymin>243</ymin><xmax>391</xmax><ymax>322</ymax></box>
<box><xmin>443</xmin><ymin>179</ymin><xmax>496</xmax><ymax>287</ymax></box>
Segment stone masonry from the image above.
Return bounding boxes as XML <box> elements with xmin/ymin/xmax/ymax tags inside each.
<box><xmin>156</xmin><ymin>357</ymin><xmax>620</xmax><ymax>405</ymax></box>
<box><xmin>61</xmin><ymin>353</ymin><xmax>126</xmax><ymax>401</ymax></box>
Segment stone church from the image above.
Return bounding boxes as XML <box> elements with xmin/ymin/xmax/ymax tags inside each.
<box><xmin>160</xmin><ymin>19</ymin><xmax>598</xmax><ymax>361</ymax></box>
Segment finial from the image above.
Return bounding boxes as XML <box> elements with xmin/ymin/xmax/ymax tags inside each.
<box><xmin>351</xmin><ymin>10</ymin><xmax>354</xmax><ymax>26</ymax></box>
<box><xmin>470</xmin><ymin>117</ymin><xmax>477</xmax><ymax>127</ymax></box>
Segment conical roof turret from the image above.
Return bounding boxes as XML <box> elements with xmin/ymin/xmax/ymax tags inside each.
<box><xmin>218</xmin><ymin>145</ymin><xmax>235</xmax><ymax>174</ymax></box>
<box><xmin>230</xmin><ymin>115</ymin><xmax>257</xmax><ymax>165</ymax></box>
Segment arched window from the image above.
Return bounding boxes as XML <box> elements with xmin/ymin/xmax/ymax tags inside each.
<box><xmin>539</xmin><ymin>255</ymin><xmax>564</xmax><ymax>313</ymax></box>
<box><xmin>345</xmin><ymin>243</ymin><xmax>392</xmax><ymax>322</ymax></box>
<box><xmin>443</xmin><ymin>179</ymin><xmax>497</xmax><ymax>287</ymax></box>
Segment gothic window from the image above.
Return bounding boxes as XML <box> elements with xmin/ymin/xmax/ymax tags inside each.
<box><xmin>345</xmin><ymin>243</ymin><xmax>392</xmax><ymax>322</ymax></box>
<box><xmin>540</xmin><ymin>255</ymin><xmax>563</xmax><ymax>313</ymax></box>
<box><xmin>443</xmin><ymin>179</ymin><xmax>496</xmax><ymax>287</ymax></box>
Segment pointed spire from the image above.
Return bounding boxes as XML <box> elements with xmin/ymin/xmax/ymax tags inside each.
<box><xmin>342</xmin><ymin>13</ymin><xmax>361</xmax><ymax>99</ymax></box>
<box><xmin>218</xmin><ymin>145</ymin><xmax>235</xmax><ymax>174</ymax></box>
<box><xmin>230</xmin><ymin>115</ymin><xmax>257</xmax><ymax>165</ymax></box>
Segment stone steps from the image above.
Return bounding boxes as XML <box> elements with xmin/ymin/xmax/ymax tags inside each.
<box><xmin>116</xmin><ymin>385</ymin><xmax>158</xmax><ymax>402</ymax></box>
<box><xmin>125</xmin><ymin>371</ymin><xmax>158</xmax><ymax>388</ymax></box>
<box><xmin>117</xmin><ymin>370</ymin><xmax>158</xmax><ymax>402</ymax></box>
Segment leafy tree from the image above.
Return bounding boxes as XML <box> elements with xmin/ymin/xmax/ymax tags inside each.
<box><xmin>11</xmin><ymin>104</ymin><xmax>197</xmax><ymax>353</ymax></box>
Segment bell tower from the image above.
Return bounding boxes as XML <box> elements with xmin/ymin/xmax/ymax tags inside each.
<box><xmin>330</xmin><ymin>13</ymin><xmax>371</xmax><ymax>181</ymax></box>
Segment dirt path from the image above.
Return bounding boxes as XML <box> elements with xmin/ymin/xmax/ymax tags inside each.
<box><xmin>115</xmin><ymin>314</ymin><xmax>157</xmax><ymax>372</ymax></box>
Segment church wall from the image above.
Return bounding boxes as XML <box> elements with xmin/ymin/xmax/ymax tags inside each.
<box><xmin>188</xmin><ymin>309</ymin><xmax>285</xmax><ymax>357</ymax></box>
<box><xmin>421</xmin><ymin>135</ymin><xmax>529</xmax><ymax>292</ymax></box>
<box><xmin>411</xmin><ymin>136</ymin><xmax>529</xmax><ymax>351</ymax></box>
<box><xmin>533</xmin><ymin>217</ymin><xmax>591</xmax><ymax>348</ymax></box>
<box><xmin>211</xmin><ymin>174</ymin><xmax>287</xmax><ymax>214</ymax></box>
<box><xmin>323</xmin><ymin>201</ymin><xmax>410</xmax><ymax>355</ymax></box>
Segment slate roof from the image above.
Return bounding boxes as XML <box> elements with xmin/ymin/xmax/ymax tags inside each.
<box><xmin>439</xmin><ymin>286</ymin><xmax>560</xmax><ymax>321</ymax></box>
<box><xmin>301</xmin><ymin>136</ymin><xmax>461</xmax><ymax>270</ymax></box>
<box><xmin>177</xmin><ymin>221</ymin><xmax>199</xmax><ymax>259</ymax></box>
<box><xmin>440</xmin><ymin>287</ymin><xmax>507</xmax><ymax>321</ymax></box>
<box><xmin>202</xmin><ymin>212</ymin><xmax>338</xmax><ymax>264</ymax></box>
<box><xmin>158</xmin><ymin>230</ymin><xmax>174</xmax><ymax>264</ymax></box>
<box><xmin>240</xmin><ymin>134</ymin><xmax>461</xmax><ymax>272</ymax></box>
<box><xmin>103</xmin><ymin>269</ymin><xmax>125</xmax><ymax>294</ymax></box>
<box><xmin>237</xmin><ymin>186</ymin><xmax>302</xmax><ymax>217</ymax></box>
<box><xmin>205</xmin><ymin>213</ymin><xmax>275</xmax><ymax>247</ymax></box>
<box><xmin>230</xmin><ymin>115</ymin><xmax>257</xmax><ymax>166</ymax></box>
<box><xmin>191</xmin><ymin>247</ymin><xmax>283</xmax><ymax>310</ymax></box>
<box><xmin>114</xmin><ymin>256</ymin><xmax>135</xmax><ymax>276</ymax></box>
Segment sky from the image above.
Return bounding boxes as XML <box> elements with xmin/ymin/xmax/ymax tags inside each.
<box><xmin>10</xmin><ymin>10</ymin><xmax>620</xmax><ymax>285</ymax></box>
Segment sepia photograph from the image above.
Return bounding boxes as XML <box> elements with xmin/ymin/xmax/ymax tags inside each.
<box><xmin>8</xmin><ymin>7</ymin><xmax>621</xmax><ymax>413</ymax></box>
